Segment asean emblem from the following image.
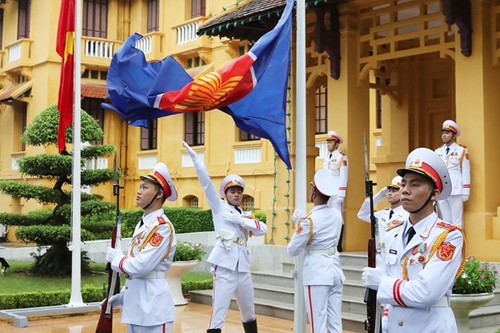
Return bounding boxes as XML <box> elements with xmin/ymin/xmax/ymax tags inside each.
<box><xmin>436</xmin><ymin>241</ymin><xmax>456</xmax><ymax>261</ymax></box>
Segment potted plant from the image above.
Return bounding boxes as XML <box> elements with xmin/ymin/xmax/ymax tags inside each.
<box><xmin>166</xmin><ymin>241</ymin><xmax>206</xmax><ymax>306</ymax></box>
<box><xmin>451</xmin><ymin>256</ymin><xmax>499</xmax><ymax>333</ymax></box>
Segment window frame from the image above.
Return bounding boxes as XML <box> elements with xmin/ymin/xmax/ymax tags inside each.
<box><xmin>140</xmin><ymin>119</ymin><xmax>158</xmax><ymax>151</ymax></box>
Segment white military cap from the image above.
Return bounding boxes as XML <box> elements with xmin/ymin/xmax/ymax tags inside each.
<box><xmin>326</xmin><ymin>130</ymin><xmax>343</xmax><ymax>144</ymax></box>
<box><xmin>442</xmin><ymin>120</ymin><xmax>460</xmax><ymax>136</ymax></box>
<box><xmin>140</xmin><ymin>162</ymin><xmax>178</xmax><ymax>201</ymax></box>
<box><xmin>312</xmin><ymin>169</ymin><xmax>338</xmax><ymax>197</ymax></box>
<box><xmin>397</xmin><ymin>148</ymin><xmax>451</xmax><ymax>200</ymax></box>
<box><xmin>387</xmin><ymin>176</ymin><xmax>403</xmax><ymax>190</ymax></box>
<box><xmin>220</xmin><ymin>174</ymin><xmax>245</xmax><ymax>197</ymax></box>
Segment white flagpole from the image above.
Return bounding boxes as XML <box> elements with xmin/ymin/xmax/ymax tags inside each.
<box><xmin>294</xmin><ymin>0</ymin><xmax>307</xmax><ymax>331</ymax></box>
<box><xmin>68</xmin><ymin>0</ymin><xmax>84</xmax><ymax>306</ymax></box>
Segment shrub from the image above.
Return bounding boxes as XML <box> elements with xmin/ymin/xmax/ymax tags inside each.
<box><xmin>174</xmin><ymin>241</ymin><xmax>205</xmax><ymax>262</ymax></box>
<box><xmin>453</xmin><ymin>256</ymin><xmax>499</xmax><ymax>294</ymax></box>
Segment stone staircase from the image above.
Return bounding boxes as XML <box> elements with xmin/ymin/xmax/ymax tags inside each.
<box><xmin>189</xmin><ymin>252</ymin><xmax>500</xmax><ymax>332</ymax></box>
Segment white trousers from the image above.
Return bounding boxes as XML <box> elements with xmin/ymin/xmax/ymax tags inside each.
<box><xmin>438</xmin><ymin>195</ymin><xmax>463</xmax><ymax>227</ymax></box>
<box><xmin>209</xmin><ymin>265</ymin><xmax>256</xmax><ymax>329</ymax></box>
<box><xmin>127</xmin><ymin>322</ymin><xmax>173</xmax><ymax>333</ymax></box>
<box><xmin>304</xmin><ymin>284</ymin><xmax>343</xmax><ymax>333</ymax></box>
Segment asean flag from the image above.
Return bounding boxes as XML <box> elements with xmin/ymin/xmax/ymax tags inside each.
<box><xmin>105</xmin><ymin>0</ymin><xmax>293</xmax><ymax>168</ymax></box>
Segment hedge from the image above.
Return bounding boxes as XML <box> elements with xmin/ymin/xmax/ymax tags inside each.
<box><xmin>0</xmin><ymin>280</ymin><xmax>213</xmax><ymax>310</ymax></box>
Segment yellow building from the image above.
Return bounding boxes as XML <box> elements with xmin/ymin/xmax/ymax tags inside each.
<box><xmin>0</xmin><ymin>0</ymin><xmax>499</xmax><ymax>262</ymax></box>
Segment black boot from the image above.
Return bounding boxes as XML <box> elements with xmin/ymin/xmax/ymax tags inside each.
<box><xmin>337</xmin><ymin>225</ymin><xmax>344</xmax><ymax>252</ymax></box>
<box><xmin>207</xmin><ymin>329</ymin><xmax>221</xmax><ymax>333</ymax></box>
<box><xmin>242</xmin><ymin>319</ymin><xmax>258</xmax><ymax>333</ymax></box>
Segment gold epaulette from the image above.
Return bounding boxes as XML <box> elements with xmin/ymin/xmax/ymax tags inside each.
<box><xmin>386</xmin><ymin>219</ymin><xmax>404</xmax><ymax>231</ymax></box>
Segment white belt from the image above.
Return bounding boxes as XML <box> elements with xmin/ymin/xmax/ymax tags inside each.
<box><xmin>306</xmin><ymin>246</ymin><xmax>337</xmax><ymax>256</ymax></box>
<box><xmin>233</xmin><ymin>236</ymin><xmax>247</xmax><ymax>247</ymax></box>
<box><xmin>432</xmin><ymin>295</ymin><xmax>450</xmax><ymax>307</ymax></box>
<box><xmin>128</xmin><ymin>270</ymin><xmax>165</xmax><ymax>280</ymax></box>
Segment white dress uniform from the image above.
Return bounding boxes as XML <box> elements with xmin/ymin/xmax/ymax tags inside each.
<box><xmin>323</xmin><ymin>149</ymin><xmax>349</xmax><ymax>215</ymax></box>
<box><xmin>377</xmin><ymin>212</ymin><xmax>465</xmax><ymax>332</ymax></box>
<box><xmin>288</xmin><ymin>169</ymin><xmax>345</xmax><ymax>333</ymax></box>
<box><xmin>191</xmin><ymin>161</ymin><xmax>267</xmax><ymax>330</ymax></box>
<box><xmin>110</xmin><ymin>208</ymin><xmax>177</xmax><ymax>331</ymax></box>
<box><xmin>287</xmin><ymin>204</ymin><xmax>345</xmax><ymax>333</ymax></box>
<box><xmin>358</xmin><ymin>197</ymin><xmax>408</xmax><ymax>251</ymax></box>
<box><xmin>435</xmin><ymin>142</ymin><xmax>470</xmax><ymax>227</ymax></box>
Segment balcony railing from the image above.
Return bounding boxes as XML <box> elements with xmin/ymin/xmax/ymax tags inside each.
<box><xmin>3</xmin><ymin>39</ymin><xmax>33</xmax><ymax>72</ymax></box>
<box><xmin>134</xmin><ymin>32</ymin><xmax>164</xmax><ymax>62</ymax></box>
<box><xmin>81</xmin><ymin>36</ymin><xmax>122</xmax><ymax>67</ymax></box>
<box><xmin>175</xmin><ymin>17</ymin><xmax>205</xmax><ymax>45</ymax></box>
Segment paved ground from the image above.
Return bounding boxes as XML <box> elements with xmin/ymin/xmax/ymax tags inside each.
<box><xmin>0</xmin><ymin>302</ymin><xmax>359</xmax><ymax>333</ymax></box>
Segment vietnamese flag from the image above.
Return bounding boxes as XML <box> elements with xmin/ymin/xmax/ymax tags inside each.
<box><xmin>56</xmin><ymin>0</ymin><xmax>75</xmax><ymax>152</ymax></box>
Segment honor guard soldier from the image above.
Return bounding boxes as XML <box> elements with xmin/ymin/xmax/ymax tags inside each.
<box><xmin>106</xmin><ymin>162</ymin><xmax>178</xmax><ymax>333</ymax></box>
<box><xmin>322</xmin><ymin>130</ymin><xmax>348</xmax><ymax>251</ymax></box>
<box><xmin>358</xmin><ymin>175</ymin><xmax>409</xmax><ymax>258</ymax></box>
<box><xmin>183</xmin><ymin>142</ymin><xmax>267</xmax><ymax>333</ymax></box>
<box><xmin>435</xmin><ymin>120</ymin><xmax>471</xmax><ymax>227</ymax></box>
<box><xmin>362</xmin><ymin>148</ymin><xmax>466</xmax><ymax>333</ymax></box>
<box><xmin>288</xmin><ymin>169</ymin><xmax>345</xmax><ymax>333</ymax></box>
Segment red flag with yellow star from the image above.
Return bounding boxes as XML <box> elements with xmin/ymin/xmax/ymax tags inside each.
<box><xmin>56</xmin><ymin>0</ymin><xmax>75</xmax><ymax>152</ymax></box>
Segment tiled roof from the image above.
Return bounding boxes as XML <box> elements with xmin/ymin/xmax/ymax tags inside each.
<box><xmin>200</xmin><ymin>0</ymin><xmax>286</xmax><ymax>30</ymax></box>
<box><xmin>198</xmin><ymin>0</ymin><xmax>287</xmax><ymax>41</ymax></box>
<box><xmin>0</xmin><ymin>81</ymin><xmax>32</xmax><ymax>102</ymax></box>
<box><xmin>81</xmin><ymin>83</ymin><xmax>108</xmax><ymax>99</ymax></box>
<box><xmin>198</xmin><ymin>0</ymin><xmax>327</xmax><ymax>41</ymax></box>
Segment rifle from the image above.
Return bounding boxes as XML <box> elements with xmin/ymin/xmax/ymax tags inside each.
<box><xmin>363</xmin><ymin>133</ymin><xmax>380</xmax><ymax>333</ymax></box>
<box><xmin>96</xmin><ymin>153</ymin><xmax>122</xmax><ymax>333</ymax></box>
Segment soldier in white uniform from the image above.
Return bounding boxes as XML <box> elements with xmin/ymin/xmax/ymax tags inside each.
<box><xmin>358</xmin><ymin>176</ymin><xmax>409</xmax><ymax>257</ymax></box>
<box><xmin>362</xmin><ymin>148</ymin><xmax>466</xmax><ymax>333</ymax></box>
<box><xmin>435</xmin><ymin>120</ymin><xmax>471</xmax><ymax>227</ymax></box>
<box><xmin>106</xmin><ymin>162</ymin><xmax>178</xmax><ymax>333</ymax></box>
<box><xmin>287</xmin><ymin>169</ymin><xmax>345</xmax><ymax>333</ymax></box>
<box><xmin>183</xmin><ymin>142</ymin><xmax>267</xmax><ymax>333</ymax></box>
<box><xmin>322</xmin><ymin>130</ymin><xmax>348</xmax><ymax>251</ymax></box>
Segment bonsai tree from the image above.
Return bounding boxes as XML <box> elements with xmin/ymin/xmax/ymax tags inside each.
<box><xmin>0</xmin><ymin>104</ymin><xmax>116</xmax><ymax>276</ymax></box>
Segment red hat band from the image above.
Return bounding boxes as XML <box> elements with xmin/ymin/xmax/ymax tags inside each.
<box><xmin>151</xmin><ymin>171</ymin><xmax>172</xmax><ymax>198</ymax></box>
<box><xmin>443</xmin><ymin>124</ymin><xmax>457</xmax><ymax>134</ymax></box>
<box><xmin>408</xmin><ymin>159</ymin><xmax>443</xmax><ymax>192</ymax></box>
<box><xmin>224</xmin><ymin>179</ymin><xmax>244</xmax><ymax>192</ymax></box>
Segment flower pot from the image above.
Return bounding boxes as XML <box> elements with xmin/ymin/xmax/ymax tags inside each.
<box><xmin>450</xmin><ymin>293</ymin><xmax>494</xmax><ymax>333</ymax></box>
<box><xmin>165</xmin><ymin>260</ymin><xmax>200</xmax><ymax>306</ymax></box>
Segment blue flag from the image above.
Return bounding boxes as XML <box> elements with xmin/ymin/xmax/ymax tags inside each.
<box><xmin>104</xmin><ymin>0</ymin><xmax>293</xmax><ymax>168</ymax></box>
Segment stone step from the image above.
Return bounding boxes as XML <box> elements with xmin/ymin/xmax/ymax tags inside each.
<box><xmin>189</xmin><ymin>289</ymin><xmax>366</xmax><ymax>332</ymax></box>
<box><xmin>189</xmin><ymin>253</ymin><xmax>500</xmax><ymax>333</ymax></box>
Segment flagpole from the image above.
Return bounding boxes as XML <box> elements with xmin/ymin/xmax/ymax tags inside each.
<box><xmin>68</xmin><ymin>0</ymin><xmax>84</xmax><ymax>306</ymax></box>
<box><xmin>294</xmin><ymin>0</ymin><xmax>307</xmax><ymax>331</ymax></box>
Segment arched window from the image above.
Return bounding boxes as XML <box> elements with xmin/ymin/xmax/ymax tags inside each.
<box><xmin>241</xmin><ymin>195</ymin><xmax>254</xmax><ymax>212</ymax></box>
<box><xmin>314</xmin><ymin>76</ymin><xmax>328</xmax><ymax>134</ymax></box>
<box><xmin>184</xmin><ymin>195</ymin><xmax>199</xmax><ymax>209</ymax></box>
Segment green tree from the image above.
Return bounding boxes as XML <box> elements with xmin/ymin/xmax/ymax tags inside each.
<box><xmin>0</xmin><ymin>105</ymin><xmax>116</xmax><ymax>276</ymax></box>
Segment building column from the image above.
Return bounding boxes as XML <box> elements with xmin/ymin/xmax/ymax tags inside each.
<box><xmin>455</xmin><ymin>0</ymin><xmax>500</xmax><ymax>261</ymax></box>
<box><xmin>329</xmin><ymin>9</ymin><xmax>370</xmax><ymax>251</ymax></box>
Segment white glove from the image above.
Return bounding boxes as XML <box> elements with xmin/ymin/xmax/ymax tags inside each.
<box><xmin>100</xmin><ymin>291</ymin><xmax>124</xmax><ymax>309</ymax></box>
<box><xmin>106</xmin><ymin>247</ymin><xmax>123</xmax><ymax>263</ymax></box>
<box><xmin>462</xmin><ymin>195</ymin><xmax>469</xmax><ymax>202</ymax></box>
<box><xmin>182</xmin><ymin>141</ymin><xmax>198</xmax><ymax>162</ymax></box>
<box><xmin>381</xmin><ymin>311</ymin><xmax>389</xmax><ymax>333</ymax></box>
<box><xmin>362</xmin><ymin>267</ymin><xmax>385</xmax><ymax>290</ymax></box>
<box><xmin>222</xmin><ymin>211</ymin><xmax>245</xmax><ymax>226</ymax></box>
<box><xmin>374</xmin><ymin>187</ymin><xmax>388</xmax><ymax>202</ymax></box>
<box><xmin>291</xmin><ymin>209</ymin><xmax>304</xmax><ymax>224</ymax></box>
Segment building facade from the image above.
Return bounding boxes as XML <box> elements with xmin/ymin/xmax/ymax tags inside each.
<box><xmin>0</xmin><ymin>0</ymin><xmax>499</xmax><ymax>262</ymax></box>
